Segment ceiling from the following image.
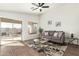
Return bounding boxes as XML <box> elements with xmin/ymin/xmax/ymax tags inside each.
<box><xmin>0</xmin><ymin>3</ymin><xmax>63</xmax><ymax>15</ymax></box>
<box><xmin>0</xmin><ymin>3</ymin><xmax>79</xmax><ymax>15</ymax></box>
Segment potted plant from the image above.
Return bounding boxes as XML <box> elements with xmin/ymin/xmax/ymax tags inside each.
<box><xmin>39</xmin><ymin>27</ymin><xmax>43</xmax><ymax>39</ymax></box>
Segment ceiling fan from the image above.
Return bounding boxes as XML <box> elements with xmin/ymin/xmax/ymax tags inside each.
<box><xmin>31</xmin><ymin>3</ymin><xmax>49</xmax><ymax>12</ymax></box>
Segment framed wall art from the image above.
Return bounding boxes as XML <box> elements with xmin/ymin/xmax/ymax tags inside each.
<box><xmin>55</xmin><ymin>21</ymin><xmax>61</xmax><ymax>27</ymax></box>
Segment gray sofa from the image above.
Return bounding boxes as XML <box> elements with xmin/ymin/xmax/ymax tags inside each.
<box><xmin>42</xmin><ymin>31</ymin><xmax>65</xmax><ymax>44</ymax></box>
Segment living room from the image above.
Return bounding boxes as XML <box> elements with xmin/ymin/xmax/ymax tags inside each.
<box><xmin>0</xmin><ymin>3</ymin><xmax>79</xmax><ymax>56</ymax></box>
<box><xmin>25</xmin><ymin>3</ymin><xmax>79</xmax><ymax>56</ymax></box>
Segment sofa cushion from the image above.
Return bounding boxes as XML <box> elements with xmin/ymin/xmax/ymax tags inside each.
<box><xmin>49</xmin><ymin>31</ymin><xmax>54</xmax><ymax>36</ymax></box>
<box><xmin>44</xmin><ymin>32</ymin><xmax>49</xmax><ymax>36</ymax></box>
<box><xmin>53</xmin><ymin>32</ymin><xmax>58</xmax><ymax>38</ymax></box>
<box><xmin>58</xmin><ymin>32</ymin><xmax>63</xmax><ymax>38</ymax></box>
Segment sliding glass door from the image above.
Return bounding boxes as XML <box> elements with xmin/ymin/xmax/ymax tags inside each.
<box><xmin>1</xmin><ymin>22</ymin><xmax>13</xmax><ymax>40</ymax></box>
<box><xmin>0</xmin><ymin>18</ymin><xmax>22</xmax><ymax>45</ymax></box>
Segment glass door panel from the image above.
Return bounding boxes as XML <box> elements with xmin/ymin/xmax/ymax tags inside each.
<box><xmin>1</xmin><ymin>22</ymin><xmax>13</xmax><ymax>40</ymax></box>
<box><xmin>12</xmin><ymin>23</ymin><xmax>22</xmax><ymax>40</ymax></box>
<box><xmin>1</xmin><ymin>22</ymin><xmax>13</xmax><ymax>45</ymax></box>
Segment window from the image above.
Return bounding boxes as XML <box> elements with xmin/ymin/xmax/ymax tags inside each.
<box><xmin>28</xmin><ymin>22</ymin><xmax>38</xmax><ymax>34</ymax></box>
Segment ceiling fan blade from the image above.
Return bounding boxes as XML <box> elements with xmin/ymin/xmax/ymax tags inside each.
<box><xmin>32</xmin><ymin>8</ymin><xmax>39</xmax><ymax>11</ymax></box>
<box><xmin>38</xmin><ymin>3</ymin><xmax>41</xmax><ymax>7</ymax></box>
<box><xmin>40</xmin><ymin>3</ymin><xmax>44</xmax><ymax>7</ymax></box>
<box><xmin>38</xmin><ymin>3</ymin><xmax>44</xmax><ymax>7</ymax></box>
<box><xmin>42</xmin><ymin>6</ymin><xmax>49</xmax><ymax>8</ymax></box>
<box><xmin>31</xmin><ymin>7</ymin><xmax>34</xmax><ymax>9</ymax></box>
<box><xmin>32</xmin><ymin>3</ymin><xmax>39</xmax><ymax>7</ymax></box>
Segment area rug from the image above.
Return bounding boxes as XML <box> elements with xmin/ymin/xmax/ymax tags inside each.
<box><xmin>44</xmin><ymin>43</ymin><xmax>67</xmax><ymax>56</ymax></box>
<box><xmin>25</xmin><ymin>40</ymin><xmax>67</xmax><ymax>56</ymax></box>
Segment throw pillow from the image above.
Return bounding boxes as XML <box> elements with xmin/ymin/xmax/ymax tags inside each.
<box><xmin>53</xmin><ymin>32</ymin><xmax>58</xmax><ymax>37</ymax></box>
<box><xmin>45</xmin><ymin>32</ymin><xmax>48</xmax><ymax>36</ymax></box>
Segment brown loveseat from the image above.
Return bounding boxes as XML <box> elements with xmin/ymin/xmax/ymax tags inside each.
<box><xmin>42</xmin><ymin>31</ymin><xmax>65</xmax><ymax>44</ymax></box>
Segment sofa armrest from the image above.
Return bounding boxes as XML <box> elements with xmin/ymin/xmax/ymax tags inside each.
<box><xmin>60</xmin><ymin>33</ymin><xmax>65</xmax><ymax>42</ymax></box>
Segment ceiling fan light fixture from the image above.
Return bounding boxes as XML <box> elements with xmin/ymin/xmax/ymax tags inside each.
<box><xmin>40</xmin><ymin>9</ymin><xmax>42</xmax><ymax>12</ymax></box>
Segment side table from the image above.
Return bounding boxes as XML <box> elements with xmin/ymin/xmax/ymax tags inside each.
<box><xmin>68</xmin><ymin>37</ymin><xmax>79</xmax><ymax>45</ymax></box>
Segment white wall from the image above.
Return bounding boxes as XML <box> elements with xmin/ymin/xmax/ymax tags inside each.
<box><xmin>0</xmin><ymin>11</ymin><xmax>40</xmax><ymax>41</ymax></box>
<box><xmin>40</xmin><ymin>4</ymin><xmax>79</xmax><ymax>44</ymax></box>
